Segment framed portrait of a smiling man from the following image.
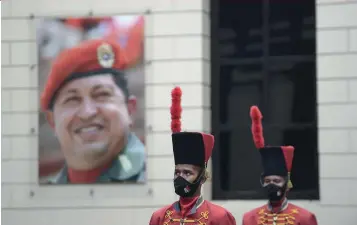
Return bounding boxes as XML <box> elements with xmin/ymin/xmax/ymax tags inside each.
<box><xmin>37</xmin><ymin>15</ymin><xmax>146</xmax><ymax>185</ymax></box>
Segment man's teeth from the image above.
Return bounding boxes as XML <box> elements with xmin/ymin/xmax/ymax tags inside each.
<box><xmin>78</xmin><ymin>126</ymin><xmax>101</xmax><ymax>133</ymax></box>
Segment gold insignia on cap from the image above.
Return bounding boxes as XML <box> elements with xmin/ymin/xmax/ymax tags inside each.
<box><xmin>97</xmin><ymin>43</ymin><xmax>115</xmax><ymax>68</ymax></box>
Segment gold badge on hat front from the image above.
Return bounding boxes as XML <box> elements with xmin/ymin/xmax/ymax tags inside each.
<box><xmin>97</xmin><ymin>43</ymin><xmax>115</xmax><ymax>68</ymax></box>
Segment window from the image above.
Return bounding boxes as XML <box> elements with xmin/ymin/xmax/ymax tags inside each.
<box><xmin>211</xmin><ymin>0</ymin><xmax>319</xmax><ymax>200</ymax></box>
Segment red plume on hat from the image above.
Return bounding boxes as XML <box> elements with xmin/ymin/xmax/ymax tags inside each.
<box><xmin>171</xmin><ymin>86</ymin><xmax>182</xmax><ymax>133</ymax></box>
<box><xmin>250</xmin><ymin>106</ymin><xmax>265</xmax><ymax>148</ymax></box>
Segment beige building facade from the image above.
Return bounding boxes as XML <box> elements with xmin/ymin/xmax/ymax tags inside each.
<box><xmin>1</xmin><ymin>0</ymin><xmax>357</xmax><ymax>224</ymax></box>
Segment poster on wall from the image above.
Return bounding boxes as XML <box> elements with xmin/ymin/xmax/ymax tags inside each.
<box><xmin>37</xmin><ymin>15</ymin><xmax>146</xmax><ymax>185</ymax></box>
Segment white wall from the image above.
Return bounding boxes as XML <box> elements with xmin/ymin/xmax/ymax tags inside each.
<box><xmin>1</xmin><ymin>0</ymin><xmax>357</xmax><ymax>225</ymax></box>
<box><xmin>1</xmin><ymin>0</ymin><xmax>210</xmax><ymax>224</ymax></box>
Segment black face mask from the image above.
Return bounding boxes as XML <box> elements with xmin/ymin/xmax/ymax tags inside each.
<box><xmin>264</xmin><ymin>183</ymin><xmax>286</xmax><ymax>202</ymax></box>
<box><xmin>174</xmin><ymin>175</ymin><xmax>202</xmax><ymax>198</ymax></box>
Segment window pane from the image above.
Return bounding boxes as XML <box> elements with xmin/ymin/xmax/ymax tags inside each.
<box><xmin>267</xmin><ymin>60</ymin><xmax>316</xmax><ymax>124</ymax></box>
<box><xmin>219</xmin><ymin>130</ymin><xmax>263</xmax><ymax>192</ymax></box>
<box><xmin>219</xmin><ymin>64</ymin><xmax>264</xmax><ymax>125</ymax></box>
<box><xmin>218</xmin><ymin>131</ymin><xmax>231</xmax><ymax>191</ymax></box>
<box><xmin>212</xmin><ymin>0</ymin><xmax>318</xmax><ymax>200</ymax></box>
<box><xmin>268</xmin><ymin>1</ymin><xmax>315</xmax><ymax>57</ymax></box>
<box><xmin>219</xmin><ymin>2</ymin><xmax>263</xmax><ymax>59</ymax></box>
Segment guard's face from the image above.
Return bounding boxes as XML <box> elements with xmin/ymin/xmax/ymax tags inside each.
<box><xmin>46</xmin><ymin>74</ymin><xmax>136</xmax><ymax>170</ymax></box>
<box><xmin>174</xmin><ymin>164</ymin><xmax>201</xmax><ymax>183</ymax></box>
<box><xmin>262</xmin><ymin>175</ymin><xmax>286</xmax><ymax>187</ymax></box>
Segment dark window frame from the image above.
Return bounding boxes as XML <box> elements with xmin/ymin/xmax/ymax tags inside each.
<box><xmin>210</xmin><ymin>0</ymin><xmax>319</xmax><ymax>200</ymax></box>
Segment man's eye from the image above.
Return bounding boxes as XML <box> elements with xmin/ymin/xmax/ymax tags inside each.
<box><xmin>95</xmin><ymin>92</ymin><xmax>111</xmax><ymax>99</ymax></box>
<box><xmin>97</xmin><ymin>92</ymin><xmax>111</xmax><ymax>96</ymax></box>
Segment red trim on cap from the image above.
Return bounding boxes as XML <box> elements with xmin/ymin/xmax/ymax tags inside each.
<box><xmin>281</xmin><ymin>146</ymin><xmax>295</xmax><ymax>172</ymax></box>
<box><xmin>200</xmin><ymin>133</ymin><xmax>215</xmax><ymax>162</ymax></box>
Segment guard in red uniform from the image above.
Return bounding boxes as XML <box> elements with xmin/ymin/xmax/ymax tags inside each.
<box><xmin>242</xmin><ymin>106</ymin><xmax>318</xmax><ymax>225</ymax></box>
<box><xmin>149</xmin><ymin>87</ymin><xmax>236</xmax><ymax>225</ymax></box>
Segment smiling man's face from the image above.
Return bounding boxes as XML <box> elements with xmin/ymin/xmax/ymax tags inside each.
<box><xmin>46</xmin><ymin>74</ymin><xmax>136</xmax><ymax>170</ymax></box>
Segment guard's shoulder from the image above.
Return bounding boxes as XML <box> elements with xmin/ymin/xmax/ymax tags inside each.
<box><xmin>243</xmin><ymin>204</ymin><xmax>265</xmax><ymax>218</ymax></box>
<box><xmin>205</xmin><ymin>200</ymin><xmax>233</xmax><ymax>216</ymax></box>
<box><xmin>205</xmin><ymin>200</ymin><xmax>226</xmax><ymax>210</ymax></box>
<box><xmin>149</xmin><ymin>204</ymin><xmax>173</xmax><ymax>225</ymax></box>
<box><xmin>288</xmin><ymin>203</ymin><xmax>315</xmax><ymax>216</ymax></box>
<box><xmin>151</xmin><ymin>203</ymin><xmax>174</xmax><ymax>217</ymax></box>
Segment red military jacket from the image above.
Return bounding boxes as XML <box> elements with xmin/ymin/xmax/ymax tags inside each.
<box><xmin>242</xmin><ymin>200</ymin><xmax>318</xmax><ymax>225</ymax></box>
<box><xmin>149</xmin><ymin>196</ymin><xmax>236</xmax><ymax>225</ymax></box>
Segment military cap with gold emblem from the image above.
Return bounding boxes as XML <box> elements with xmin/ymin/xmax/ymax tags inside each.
<box><xmin>41</xmin><ymin>39</ymin><xmax>129</xmax><ymax>111</ymax></box>
<box><xmin>250</xmin><ymin>105</ymin><xmax>295</xmax><ymax>189</ymax></box>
